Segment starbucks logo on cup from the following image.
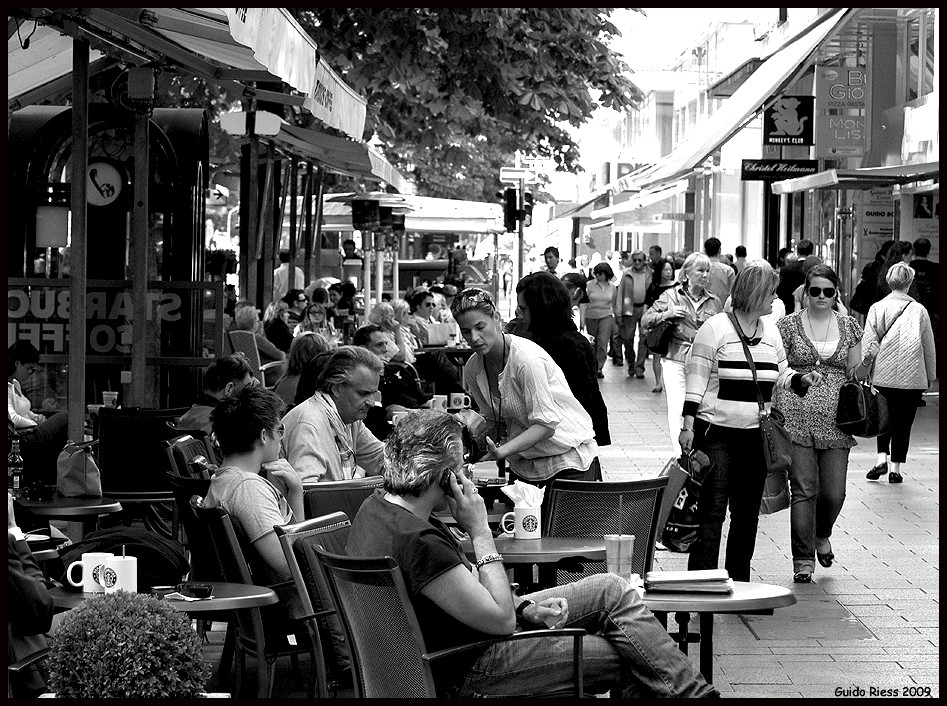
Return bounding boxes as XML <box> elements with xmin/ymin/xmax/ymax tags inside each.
<box><xmin>523</xmin><ymin>514</ymin><xmax>539</xmax><ymax>533</ymax></box>
<box><xmin>92</xmin><ymin>563</ymin><xmax>109</xmax><ymax>586</ymax></box>
<box><xmin>101</xmin><ymin>567</ymin><xmax>118</xmax><ymax>588</ymax></box>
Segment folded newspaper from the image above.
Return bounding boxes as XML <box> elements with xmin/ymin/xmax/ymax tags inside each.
<box><xmin>643</xmin><ymin>569</ymin><xmax>733</xmax><ymax>593</ymax></box>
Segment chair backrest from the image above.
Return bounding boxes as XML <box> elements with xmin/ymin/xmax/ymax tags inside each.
<box><xmin>166</xmin><ymin>476</ymin><xmax>219</xmax><ymax>582</ymax></box>
<box><xmin>274</xmin><ymin>512</ymin><xmax>352</xmax><ymax>693</ymax></box>
<box><xmin>303</xmin><ymin>476</ymin><xmax>384</xmax><ymax>521</ymax></box>
<box><xmin>96</xmin><ymin>406</ymin><xmax>190</xmax><ymax>498</ymax></box>
<box><xmin>314</xmin><ymin>549</ymin><xmax>438</xmax><ymax>698</ymax></box>
<box><xmin>191</xmin><ymin>498</ymin><xmax>269</xmax><ymax>650</ymax></box>
<box><xmin>228</xmin><ymin>330</ymin><xmax>265</xmax><ymax>385</ymax></box>
<box><xmin>545</xmin><ymin>477</ymin><xmax>669</xmax><ymax>578</ymax></box>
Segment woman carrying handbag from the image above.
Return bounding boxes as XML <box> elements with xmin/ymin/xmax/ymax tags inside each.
<box><xmin>773</xmin><ymin>265</ymin><xmax>877</xmax><ymax>584</ymax></box>
<box><xmin>862</xmin><ymin>262</ymin><xmax>937</xmax><ymax>484</ymax></box>
<box><xmin>679</xmin><ymin>261</ymin><xmax>822</xmax><ymax>582</ymax></box>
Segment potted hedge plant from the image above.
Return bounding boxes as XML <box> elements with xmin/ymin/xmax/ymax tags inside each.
<box><xmin>47</xmin><ymin>592</ymin><xmax>213</xmax><ymax>698</ymax></box>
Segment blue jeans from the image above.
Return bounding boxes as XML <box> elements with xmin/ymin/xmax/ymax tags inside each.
<box><xmin>789</xmin><ymin>445</ymin><xmax>849</xmax><ymax>573</ymax></box>
<box><xmin>688</xmin><ymin>422</ymin><xmax>767</xmax><ymax>582</ymax></box>
<box><xmin>458</xmin><ymin>574</ymin><xmax>717</xmax><ymax>698</ymax></box>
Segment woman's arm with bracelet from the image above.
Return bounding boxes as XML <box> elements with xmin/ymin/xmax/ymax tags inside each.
<box><xmin>483</xmin><ymin>423</ymin><xmax>554</xmax><ymax>461</ymax></box>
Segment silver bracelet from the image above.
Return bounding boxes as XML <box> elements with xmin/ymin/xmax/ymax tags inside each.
<box><xmin>475</xmin><ymin>553</ymin><xmax>504</xmax><ymax>569</ymax></box>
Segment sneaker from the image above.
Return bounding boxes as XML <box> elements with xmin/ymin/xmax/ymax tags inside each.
<box><xmin>888</xmin><ymin>471</ymin><xmax>903</xmax><ymax>483</ymax></box>
<box><xmin>865</xmin><ymin>462</ymin><xmax>888</xmax><ymax>480</ymax></box>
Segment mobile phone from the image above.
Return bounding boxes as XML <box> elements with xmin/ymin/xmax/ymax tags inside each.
<box><xmin>440</xmin><ymin>470</ymin><xmax>455</xmax><ymax>497</ymax></box>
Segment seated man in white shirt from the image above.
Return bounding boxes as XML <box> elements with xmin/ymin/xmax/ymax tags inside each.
<box><xmin>280</xmin><ymin>346</ymin><xmax>385</xmax><ymax>483</ymax></box>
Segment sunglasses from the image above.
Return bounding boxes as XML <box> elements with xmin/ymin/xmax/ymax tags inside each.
<box><xmin>453</xmin><ymin>288</ymin><xmax>495</xmax><ymax>312</ymax></box>
<box><xmin>807</xmin><ymin>286</ymin><xmax>836</xmax><ymax>298</ymax></box>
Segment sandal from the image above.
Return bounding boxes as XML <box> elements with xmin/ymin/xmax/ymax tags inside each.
<box><xmin>652</xmin><ymin>386</ymin><xmax>663</xmax><ymax>393</ymax></box>
<box><xmin>793</xmin><ymin>571</ymin><xmax>812</xmax><ymax>583</ymax></box>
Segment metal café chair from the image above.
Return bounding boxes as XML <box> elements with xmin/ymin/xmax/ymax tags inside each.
<box><xmin>313</xmin><ymin>548</ymin><xmax>586</xmax><ymax>698</ymax></box>
<box><xmin>274</xmin><ymin>512</ymin><xmax>355</xmax><ymax>698</ymax></box>
<box><xmin>302</xmin><ymin>476</ymin><xmax>384</xmax><ymax>521</ymax></box>
<box><xmin>544</xmin><ymin>477</ymin><xmax>669</xmax><ymax>583</ymax></box>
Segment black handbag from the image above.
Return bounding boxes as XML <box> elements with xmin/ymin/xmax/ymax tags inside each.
<box><xmin>835</xmin><ymin>302</ymin><xmax>907</xmax><ymax>437</ymax></box>
<box><xmin>836</xmin><ymin>378</ymin><xmax>889</xmax><ymax>437</ymax></box>
<box><xmin>727</xmin><ymin>313</ymin><xmax>794</xmax><ymax>476</ymax></box>
<box><xmin>645</xmin><ymin>319</ymin><xmax>677</xmax><ymax>355</ymax></box>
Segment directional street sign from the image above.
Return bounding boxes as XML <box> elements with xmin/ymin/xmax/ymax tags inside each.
<box><xmin>500</xmin><ymin>166</ymin><xmax>539</xmax><ymax>184</ymax></box>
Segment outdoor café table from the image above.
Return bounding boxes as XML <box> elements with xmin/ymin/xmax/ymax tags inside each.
<box><xmin>641</xmin><ymin>581</ymin><xmax>796</xmax><ymax>683</ymax></box>
<box><xmin>14</xmin><ymin>496</ymin><xmax>123</xmax><ymax>539</ymax></box>
<box><xmin>461</xmin><ymin>536</ymin><xmax>606</xmax><ymax>591</ymax></box>
<box><xmin>48</xmin><ymin>582</ymin><xmax>278</xmax><ymax>614</ymax></box>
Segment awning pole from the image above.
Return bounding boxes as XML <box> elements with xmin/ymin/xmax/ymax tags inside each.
<box><xmin>312</xmin><ymin>168</ymin><xmax>326</xmax><ymax>279</ymax></box>
<box><xmin>392</xmin><ymin>247</ymin><xmax>400</xmax><ymax>298</ymax></box>
<box><xmin>129</xmin><ymin>109</ymin><xmax>150</xmax><ymax>406</ymax></box>
<box><xmin>288</xmin><ymin>156</ymin><xmax>298</xmax><ymax>284</ymax></box>
<box><xmin>362</xmin><ymin>230</ymin><xmax>372</xmax><ymax>324</ymax></box>
<box><xmin>302</xmin><ymin>161</ymin><xmax>313</xmax><ymax>285</ymax></box>
<box><xmin>67</xmin><ymin>37</ymin><xmax>89</xmax><ymax>442</ymax></box>
<box><xmin>374</xmin><ymin>231</ymin><xmax>384</xmax><ymax>309</ymax></box>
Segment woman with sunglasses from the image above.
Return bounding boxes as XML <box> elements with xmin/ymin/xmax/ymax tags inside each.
<box><xmin>450</xmin><ymin>288</ymin><xmax>599</xmax><ymax>505</ymax></box>
<box><xmin>679</xmin><ymin>261</ymin><xmax>822</xmax><ymax>582</ymax></box>
<box><xmin>772</xmin><ymin>264</ymin><xmax>875</xmax><ymax>584</ymax></box>
<box><xmin>294</xmin><ymin>302</ymin><xmax>336</xmax><ymax>341</ymax></box>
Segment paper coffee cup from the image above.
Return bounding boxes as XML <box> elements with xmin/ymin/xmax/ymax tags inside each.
<box><xmin>102</xmin><ymin>556</ymin><xmax>138</xmax><ymax>594</ymax></box>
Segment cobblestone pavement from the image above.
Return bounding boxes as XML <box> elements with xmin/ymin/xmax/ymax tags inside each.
<box><xmin>598</xmin><ymin>359</ymin><xmax>939</xmax><ymax>698</ymax></box>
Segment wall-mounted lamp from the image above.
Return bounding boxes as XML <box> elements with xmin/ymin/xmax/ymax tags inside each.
<box><xmin>35</xmin><ymin>182</ymin><xmax>71</xmax><ymax>248</ymax></box>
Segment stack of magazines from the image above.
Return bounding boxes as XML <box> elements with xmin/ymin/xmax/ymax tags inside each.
<box><xmin>643</xmin><ymin>569</ymin><xmax>733</xmax><ymax>593</ymax></box>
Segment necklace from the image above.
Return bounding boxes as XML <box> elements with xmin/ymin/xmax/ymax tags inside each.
<box><xmin>806</xmin><ymin>310</ymin><xmax>833</xmax><ymax>366</ymax></box>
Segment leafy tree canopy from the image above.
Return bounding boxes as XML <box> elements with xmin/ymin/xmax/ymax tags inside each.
<box><xmin>292</xmin><ymin>8</ymin><xmax>643</xmax><ymax>201</ymax></box>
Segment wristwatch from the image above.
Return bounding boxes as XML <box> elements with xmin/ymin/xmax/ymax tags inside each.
<box><xmin>515</xmin><ymin>599</ymin><xmax>535</xmax><ymax>619</ymax></box>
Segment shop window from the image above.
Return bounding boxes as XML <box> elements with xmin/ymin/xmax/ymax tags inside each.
<box><xmin>900</xmin><ymin>9</ymin><xmax>936</xmax><ymax>103</ymax></box>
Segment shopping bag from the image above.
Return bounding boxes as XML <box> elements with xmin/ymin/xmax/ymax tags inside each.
<box><xmin>56</xmin><ymin>439</ymin><xmax>103</xmax><ymax>498</ymax></box>
<box><xmin>659</xmin><ymin>450</ymin><xmax>714</xmax><ymax>553</ymax></box>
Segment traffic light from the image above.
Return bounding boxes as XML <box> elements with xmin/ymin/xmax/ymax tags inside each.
<box><xmin>521</xmin><ymin>192</ymin><xmax>534</xmax><ymax>227</ymax></box>
<box><xmin>503</xmin><ymin>187</ymin><xmax>518</xmax><ymax>232</ymax></box>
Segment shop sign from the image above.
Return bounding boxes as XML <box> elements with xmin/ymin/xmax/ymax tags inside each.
<box><xmin>8</xmin><ymin>289</ymin><xmax>181</xmax><ymax>354</ymax></box>
<box><xmin>763</xmin><ymin>96</ymin><xmax>814</xmax><ymax>146</ymax></box>
<box><xmin>816</xmin><ymin>116</ymin><xmax>865</xmax><ymax>158</ymax></box>
<box><xmin>740</xmin><ymin>159</ymin><xmax>819</xmax><ymax>181</ymax></box>
<box><xmin>816</xmin><ymin>67</ymin><xmax>868</xmax><ymax>110</ymax></box>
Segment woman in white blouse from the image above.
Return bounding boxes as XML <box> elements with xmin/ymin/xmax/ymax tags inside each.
<box><xmin>450</xmin><ymin>288</ymin><xmax>599</xmax><ymax>502</ymax></box>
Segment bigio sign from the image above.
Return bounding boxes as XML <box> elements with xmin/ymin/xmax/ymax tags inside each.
<box><xmin>815</xmin><ymin>66</ymin><xmax>868</xmax><ymax>158</ymax></box>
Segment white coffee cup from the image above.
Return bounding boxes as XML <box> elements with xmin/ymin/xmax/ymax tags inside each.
<box><xmin>448</xmin><ymin>392</ymin><xmax>471</xmax><ymax>410</ymax></box>
<box><xmin>500</xmin><ymin>506</ymin><xmax>542</xmax><ymax>540</ymax></box>
<box><xmin>431</xmin><ymin>395</ymin><xmax>448</xmax><ymax>412</ymax></box>
<box><xmin>102</xmin><ymin>391</ymin><xmax>119</xmax><ymax>408</ymax></box>
<box><xmin>101</xmin><ymin>556</ymin><xmax>138</xmax><ymax>594</ymax></box>
<box><xmin>66</xmin><ymin>552</ymin><xmax>115</xmax><ymax>593</ymax></box>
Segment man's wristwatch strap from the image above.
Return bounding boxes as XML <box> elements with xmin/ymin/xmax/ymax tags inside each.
<box><xmin>515</xmin><ymin>598</ymin><xmax>535</xmax><ymax>619</ymax></box>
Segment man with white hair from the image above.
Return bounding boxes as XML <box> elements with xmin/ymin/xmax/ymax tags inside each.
<box><xmin>281</xmin><ymin>346</ymin><xmax>385</xmax><ymax>482</ymax></box>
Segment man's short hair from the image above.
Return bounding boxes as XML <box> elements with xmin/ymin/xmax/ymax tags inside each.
<box><xmin>796</xmin><ymin>239</ymin><xmax>815</xmax><ymax>257</ymax></box>
<box><xmin>407</xmin><ymin>289</ymin><xmax>434</xmax><ymax>312</ymax></box>
<box><xmin>211</xmin><ymin>385</ymin><xmax>284</xmax><ymax>457</ymax></box>
<box><xmin>735</xmin><ymin>245</ymin><xmax>747</xmax><ymax>258</ymax></box>
<box><xmin>543</xmin><ymin>246</ymin><xmax>559</xmax><ymax>258</ymax></box>
<box><xmin>315</xmin><ymin>345</ymin><xmax>384</xmax><ymax>394</ymax></box>
<box><xmin>353</xmin><ymin>324</ymin><xmax>385</xmax><ymax>348</ymax></box>
<box><xmin>383</xmin><ymin>409</ymin><xmax>464</xmax><ymax>497</ymax></box>
<box><xmin>203</xmin><ymin>354</ymin><xmax>254</xmax><ymax>393</ymax></box>
<box><xmin>342</xmin><ymin>239</ymin><xmax>356</xmax><ymax>249</ymax></box>
<box><xmin>913</xmin><ymin>237</ymin><xmax>931</xmax><ymax>258</ymax></box>
<box><xmin>279</xmin><ymin>251</ymin><xmax>290</xmax><ymax>264</ymax></box>
<box><xmin>703</xmin><ymin>237</ymin><xmax>722</xmax><ymax>257</ymax></box>
<box><xmin>649</xmin><ymin>244</ymin><xmax>662</xmax><ymax>256</ymax></box>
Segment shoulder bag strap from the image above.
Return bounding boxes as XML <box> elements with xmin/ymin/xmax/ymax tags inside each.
<box><xmin>727</xmin><ymin>311</ymin><xmax>766</xmax><ymax>416</ymax></box>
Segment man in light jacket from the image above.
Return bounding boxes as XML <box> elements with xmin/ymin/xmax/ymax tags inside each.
<box><xmin>281</xmin><ymin>346</ymin><xmax>385</xmax><ymax>482</ymax></box>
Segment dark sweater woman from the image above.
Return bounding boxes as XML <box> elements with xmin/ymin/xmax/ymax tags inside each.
<box><xmin>515</xmin><ymin>271</ymin><xmax>611</xmax><ymax>447</ymax></box>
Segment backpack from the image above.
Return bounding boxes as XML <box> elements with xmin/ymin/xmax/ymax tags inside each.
<box><xmin>56</xmin><ymin>526</ymin><xmax>189</xmax><ymax>592</ymax></box>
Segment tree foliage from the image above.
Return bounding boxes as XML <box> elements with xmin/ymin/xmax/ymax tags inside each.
<box><xmin>292</xmin><ymin>8</ymin><xmax>642</xmax><ymax>201</ymax></box>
